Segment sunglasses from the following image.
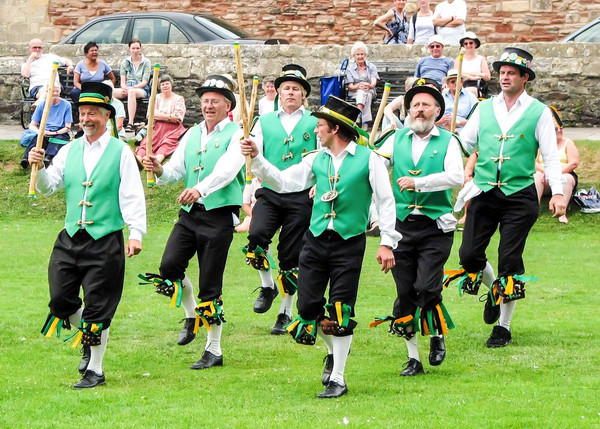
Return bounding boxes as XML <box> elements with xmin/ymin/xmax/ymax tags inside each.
<box><xmin>429</xmin><ymin>44</ymin><xmax>442</xmax><ymax>49</ymax></box>
<box><xmin>463</xmin><ymin>41</ymin><xmax>476</xmax><ymax>46</ymax></box>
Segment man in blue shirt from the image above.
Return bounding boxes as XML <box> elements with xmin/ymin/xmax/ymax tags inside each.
<box><xmin>436</xmin><ymin>69</ymin><xmax>478</xmax><ymax>132</ymax></box>
<box><xmin>414</xmin><ymin>35</ymin><xmax>454</xmax><ymax>87</ymax></box>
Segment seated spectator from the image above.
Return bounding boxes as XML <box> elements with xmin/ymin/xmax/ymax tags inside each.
<box><xmin>21</xmin><ymin>38</ymin><xmax>74</xmax><ymax>104</ymax></box>
<box><xmin>382</xmin><ymin>76</ymin><xmax>417</xmax><ymax>130</ymax></box>
<box><xmin>373</xmin><ymin>0</ymin><xmax>409</xmax><ymax>44</ymax></box>
<box><xmin>436</xmin><ymin>69</ymin><xmax>478</xmax><ymax>132</ymax></box>
<box><xmin>70</xmin><ymin>42</ymin><xmax>116</xmax><ymax>103</ymax></box>
<box><xmin>114</xmin><ymin>39</ymin><xmax>151</xmax><ymax>133</ymax></box>
<box><xmin>346</xmin><ymin>41</ymin><xmax>379</xmax><ymax>129</ymax></box>
<box><xmin>236</xmin><ymin>177</ymin><xmax>261</xmax><ymax>233</ymax></box>
<box><xmin>20</xmin><ymin>85</ymin><xmax>72</xmax><ymax>168</ymax></box>
<box><xmin>135</xmin><ymin>74</ymin><xmax>186</xmax><ymax>163</ymax></box>
<box><xmin>258</xmin><ymin>77</ymin><xmax>277</xmax><ymax>115</ymax></box>
<box><xmin>455</xmin><ymin>32</ymin><xmax>491</xmax><ymax>98</ymax></box>
<box><xmin>407</xmin><ymin>0</ymin><xmax>435</xmax><ymax>45</ymax></box>
<box><xmin>534</xmin><ymin>107</ymin><xmax>580</xmax><ymax>223</ymax></box>
<box><xmin>414</xmin><ymin>35</ymin><xmax>454</xmax><ymax>87</ymax></box>
<box><xmin>432</xmin><ymin>0</ymin><xmax>466</xmax><ymax>45</ymax></box>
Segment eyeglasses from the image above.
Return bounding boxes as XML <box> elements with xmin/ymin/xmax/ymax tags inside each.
<box><xmin>429</xmin><ymin>44</ymin><xmax>442</xmax><ymax>49</ymax></box>
<box><xmin>463</xmin><ymin>41</ymin><xmax>475</xmax><ymax>46</ymax></box>
<box><xmin>201</xmin><ymin>99</ymin><xmax>225</xmax><ymax>106</ymax></box>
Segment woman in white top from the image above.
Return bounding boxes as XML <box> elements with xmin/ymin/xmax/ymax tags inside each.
<box><xmin>258</xmin><ymin>77</ymin><xmax>277</xmax><ymax>115</ymax></box>
<box><xmin>407</xmin><ymin>0</ymin><xmax>435</xmax><ymax>45</ymax></box>
<box><xmin>454</xmin><ymin>31</ymin><xmax>491</xmax><ymax>98</ymax></box>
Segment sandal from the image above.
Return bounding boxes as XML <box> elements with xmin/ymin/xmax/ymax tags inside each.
<box><xmin>125</xmin><ymin>124</ymin><xmax>135</xmax><ymax>133</ymax></box>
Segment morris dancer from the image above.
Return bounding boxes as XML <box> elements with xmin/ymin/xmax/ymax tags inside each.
<box><xmin>33</xmin><ymin>82</ymin><xmax>146</xmax><ymax>389</ymax></box>
<box><xmin>242</xmin><ymin>64</ymin><xmax>318</xmax><ymax>335</ymax></box>
<box><xmin>449</xmin><ymin>47</ymin><xmax>565</xmax><ymax>347</ymax></box>
<box><xmin>241</xmin><ymin>96</ymin><xmax>400</xmax><ymax>398</ymax></box>
<box><xmin>142</xmin><ymin>75</ymin><xmax>244</xmax><ymax>369</ymax></box>
<box><xmin>371</xmin><ymin>80</ymin><xmax>463</xmax><ymax>375</ymax></box>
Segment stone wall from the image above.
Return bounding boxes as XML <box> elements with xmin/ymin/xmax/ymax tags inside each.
<box><xmin>1</xmin><ymin>42</ymin><xmax>599</xmax><ymax>126</ymax></box>
<box><xmin>4</xmin><ymin>1</ymin><xmax>600</xmax><ymax>45</ymax></box>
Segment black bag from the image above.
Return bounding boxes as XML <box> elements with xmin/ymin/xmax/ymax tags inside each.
<box><xmin>573</xmin><ymin>187</ymin><xmax>600</xmax><ymax>213</ymax></box>
<box><xmin>320</xmin><ymin>58</ymin><xmax>349</xmax><ymax>105</ymax></box>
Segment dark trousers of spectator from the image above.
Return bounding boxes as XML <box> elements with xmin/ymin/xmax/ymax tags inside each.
<box><xmin>21</xmin><ymin>132</ymin><xmax>69</xmax><ymax>166</ymax></box>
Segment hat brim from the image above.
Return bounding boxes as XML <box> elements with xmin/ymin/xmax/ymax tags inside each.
<box><xmin>195</xmin><ymin>87</ymin><xmax>236</xmax><ymax>111</ymax></box>
<box><xmin>274</xmin><ymin>76</ymin><xmax>311</xmax><ymax>96</ymax></box>
<box><xmin>404</xmin><ymin>86</ymin><xmax>445</xmax><ymax>122</ymax></box>
<box><xmin>492</xmin><ymin>61</ymin><xmax>536</xmax><ymax>81</ymax></box>
<box><xmin>75</xmin><ymin>101</ymin><xmax>116</xmax><ymax>119</ymax></box>
<box><xmin>312</xmin><ymin>110</ymin><xmax>359</xmax><ymax>140</ymax></box>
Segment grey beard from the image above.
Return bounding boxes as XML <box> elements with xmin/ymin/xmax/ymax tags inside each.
<box><xmin>409</xmin><ymin>116</ymin><xmax>435</xmax><ymax>134</ymax></box>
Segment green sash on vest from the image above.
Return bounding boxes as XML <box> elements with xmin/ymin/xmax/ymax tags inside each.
<box><xmin>474</xmin><ymin>98</ymin><xmax>545</xmax><ymax>196</ymax></box>
<box><xmin>392</xmin><ymin>128</ymin><xmax>453</xmax><ymax>221</ymax></box>
<box><xmin>259</xmin><ymin>111</ymin><xmax>317</xmax><ymax>190</ymax></box>
<box><xmin>182</xmin><ymin>122</ymin><xmax>244</xmax><ymax>211</ymax></box>
<box><xmin>63</xmin><ymin>137</ymin><xmax>125</xmax><ymax>240</ymax></box>
<box><xmin>310</xmin><ymin>145</ymin><xmax>372</xmax><ymax>240</ymax></box>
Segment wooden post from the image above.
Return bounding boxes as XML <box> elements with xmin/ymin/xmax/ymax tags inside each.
<box><xmin>369</xmin><ymin>83</ymin><xmax>392</xmax><ymax>148</ymax></box>
<box><xmin>146</xmin><ymin>64</ymin><xmax>161</xmax><ymax>187</ymax></box>
<box><xmin>233</xmin><ymin>43</ymin><xmax>253</xmax><ymax>184</ymax></box>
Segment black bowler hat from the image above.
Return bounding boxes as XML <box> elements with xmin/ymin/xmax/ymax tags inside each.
<box><xmin>493</xmin><ymin>46</ymin><xmax>536</xmax><ymax>81</ymax></box>
<box><xmin>196</xmin><ymin>74</ymin><xmax>236</xmax><ymax>111</ymax></box>
<box><xmin>75</xmin><ymin>82</ymin><xmax>115</xmax><ymax>118</ymax></box>
<box><xmin>312</xmin><ymin>95</ymin><xmax>361</xmax><ymax>140</ymax></box>
<box><xmin>404</xmin><ymin>78</ymin><xmax>445</xmax><ymax>121</ymax></box>
<box><xmin>274</xmin><ymin>64</ymin><xmax>311</xmax><ymax>96</ymax></box>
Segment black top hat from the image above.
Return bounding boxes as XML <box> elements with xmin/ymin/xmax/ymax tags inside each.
<box><xmin>404</xmin><ymin>78</ymin><xmax>445</xmax><ymax>121</ymax></box>
<box><xmin>492</xmin><ymin>47</ymin><xmax>536</xmax><ymax>81</ymax></box>
<box><xmin>312</xmin><ymin>95</ymin><xmax>361</xmax><ymax>140</ymax></box>
<box><xmin>75</xmin><ymin>82</ymin><xmax>115</xmax><ymax>118</ymax></box>
<box><xmin>196</xmin><ymin>75</ymin><xmax>236</xmax><ymax>111</ymax></box>
<box><xmin>274</xmin><ymin>64</ymin><xmax>311</xmax><ymax>96</ymax></box>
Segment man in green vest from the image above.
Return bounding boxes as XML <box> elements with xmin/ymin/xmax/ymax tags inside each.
<box><xmin>30</xmin><ymin>81</ymin><xmax>146</xmax><ymax>389</ymax></box>
<box><xmin>241</xmin><ymin>95</ymin><xmax>401</xmax><ymax>398</ymax></box>
<box><xmin>242</xmin><ymin>64</ymin><xmax>318</xmax><ymax>336</ymax></box>
<box><xmin>372</xmin><ymin>81</ymin><xmax>463</xmax><ymax>376</ymax></box>
<box><xmin>454</xmin><ymin>47</ymin><xmax>565</xmax><ymax>348</ymax></box>
<box><xmin>142</xmin><ymin>75</ymin><xmax>245</xmax><ymax>370</ymax></box>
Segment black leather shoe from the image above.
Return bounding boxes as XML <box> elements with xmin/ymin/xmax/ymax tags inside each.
<box><xmin>483</xmin><ymin>293</ymin><xmax>501</xmax><ymax>325</ymax></box>
<box><xmin>177</xmin><ymin>318</ymin><xmax>197</xmax><ymax>346</ymax></box>
<box><xmin>429</xmin><ymin>336</ymin><xmax>446</xmax><ymax>366</ymax></box>
<box><xmin>190</xmin><ymin>350</ymin><xmax>223</xmax><ymax>370</ymax></box>
<box><xmin>486</xmin><ymin>325</ymin><xmax>512</xmax><ymax>348</ymax></box>
<box><xmin>73</xmin><ymin>370</ymin><xmax>105</xmax><ymax>389</ymax></box>
<box><xmin>20</xmin><ymin>158</ymin><xmax>29</xmax><ymax>169</ymax></box>
<box><xmin>321</xmin><ymin>354</ymin><xmax>334</xmax><ymax>386</ymax></box>
<box><xmin>78</xmin><ymin>345</ymin><xmax>91</xmax><ymax>374</ymax></box>
<box><xmin>400</xmin><ymin>358</ymin><xmax>424</xmax><ymax>376</ymax></box>
<box><xmin>317</xmin><ymin>380</ymin><xmax>348</xmax><ymax>398</ymax></box>
<box><xmin>253</xmin><ymin>287</ymin><xmax>278</xmax><ymax>314</ymax></box>
<box><xmin>271</xmin><ymin>313</ymin><xmax>292</xmax><ymax>335</ymax></box>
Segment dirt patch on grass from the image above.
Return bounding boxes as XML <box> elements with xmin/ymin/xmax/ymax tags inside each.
<box><xmin>577</xmin><ymin>142</ymin><xmax>600</xmax><ymax>183</ymax></box>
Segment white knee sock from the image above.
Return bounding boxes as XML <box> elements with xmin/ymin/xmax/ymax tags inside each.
<box><xmin>482</xmin><ymin>262</ymin><xmax>496</xmax><ymax>287</ymax></box>
<box><xmin>205</xmin><ymin>323</ymin><xmax>222</xmax><ymax>356</ymax></box>
<box><xmin>259</xmin><ymin>269</ymin><xmax>275</xmax><ymax>288</ymax></box>
<box><xmin>405</xmin><ymin>335</ymin><xmax>420</xmax><ymax>361</ymax></box>
<box><xmin>279</xmin><ymin>294</ymin><xmax>294</xmax><ymax>316</ymax></box>
<box><xmin>181</xmin><ymin>276</ymin><xmax>197</xmax><ymax>318</ymax></box>
<box><xmin>330</xmin><ymin>335</ymin><xmax>352</xmax><ymax>385</ymax></box>
<box><xmin>68</xmin><ymin>307</ymin><xmax>83</xmax><ymax>328</ymax></box>
<box><xmin>87</xmin><ymin>328</ymin><xmax>109</xmax><ymax>375</ymax></box>
<box><xmin>499</xmin><ymin>300</ymin><xmax>517</xmax><ymax>330</ymax></box>
<box><xmin>318</xmin><ymin>326</ymin><xmax>334</xmax><ymax>355</ymax></box>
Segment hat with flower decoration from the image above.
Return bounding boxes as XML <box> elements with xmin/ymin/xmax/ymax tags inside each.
<box><xmin>492</xmin><ymin>47</ymin><xmax>536</xmax><ymax>81</ymax></box>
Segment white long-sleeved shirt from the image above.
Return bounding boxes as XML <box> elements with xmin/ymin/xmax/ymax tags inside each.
<box><xmin>251</xmin><ymin>142</ymin><xmax>402</xmax><ymax>249</ymax></box>
<box><xmin>36</xmin><ymin>129</ymin><xmax>146</xmax><ymax>242</ymax></box>
<box><xmin>377</xmin><ymin>126</ymin><xmax>464</xmax><ymax>232</ymax></box>
<box><xmin>157</xmin><ymin>117</ymin><xmax>245</xmax><ymax>201</ymax></box>
<box><xmin>460</xmin><ymin>91</ymin><xmax>563</xmax><ymax>195</ymax></box>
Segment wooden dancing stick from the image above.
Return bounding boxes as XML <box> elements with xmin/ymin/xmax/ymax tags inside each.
<box><xmin>28</xmin><ymin>62</ymin><xmax>59</xmax><ymax>198</ymax></box>
<box><xmin>145</xmin><ymin>64</ymin><xmax>161</xmax><ymax>187</ymax></box>
<box><xmin>369</xmin><ymin>82</ymin><xmax>392</xmax><ymax>148</ymax></box>
<box><xmin>450</xmin><ymin>49</ymin><xmax>465</xmax><ymax>135</ymax></box>
<box><xmin>233</xmin><ymin>42</ymin><xmax>253</xmax><ymax>183</ymax></box>
<box><xmin>247</xmin><ymin>76</ymin><xmax>260</xmax><ymax>130</ymax></box>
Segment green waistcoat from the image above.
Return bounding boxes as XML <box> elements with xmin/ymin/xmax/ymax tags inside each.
<box><xmin>182</xmin><ymin>122</ymin><xmax>244</xmax><ymax>212</ymax></box>
<box><xmin>474</xmin><ymin>98</ymin><xmax>545</xmax><ymax>195</ymax></box>
<box><xmin>64</xmin><ymin>137</ymin><xmax>125</xmax><ymax>240</ymax></box>
<box><xmin>392</xmin><ymin>128</ymin><xmax>453</xmax><ymax>221</ymax></box>
<box><xmin>259</xmin><ymin>111</ymin><xmax>317</xmax><ymax>190</ymax></box>
<box><xmin>310</xmin><ymin>145</ymin><xmax>373</xmax><ymax>240</ymax></box>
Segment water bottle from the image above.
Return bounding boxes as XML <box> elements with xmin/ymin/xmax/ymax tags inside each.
<box><xmin>134</xmin><ymin>127</ymin><xmax>147</xmax><ymax>142</ymax></box>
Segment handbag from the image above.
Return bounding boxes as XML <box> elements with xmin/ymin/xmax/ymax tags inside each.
<box><xmin>573</xmin><ymin>187</ymin><xmax>600</xmax><ymax>213</ymax></box>
<box><xmin>320</xmin><ymin>58</ymin><xmax>349</xmax><ymax>105</ymax></box>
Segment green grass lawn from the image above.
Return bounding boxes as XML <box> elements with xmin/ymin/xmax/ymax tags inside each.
<box><xmin>1</xmin><ymin>139</ymin><xmax>599</xmax><ymax>428</ymax></box>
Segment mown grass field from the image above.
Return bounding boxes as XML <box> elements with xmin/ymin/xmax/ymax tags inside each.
<box><xmin>1</xmin><ymin>139</ymin><xmax>599</xmax><ymax>428</ymax></box>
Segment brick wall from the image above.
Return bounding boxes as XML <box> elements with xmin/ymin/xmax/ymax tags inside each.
<box><xmin>29</xmin><ymin>0</ymin><xmax>600</xmax><ymax>45</ymax></box>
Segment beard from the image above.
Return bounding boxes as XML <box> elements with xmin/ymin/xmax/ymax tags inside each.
<box><xmin>409</xmin><ymin>115</ymin><xmax>435</xmax><ymax>134</ymax></box>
